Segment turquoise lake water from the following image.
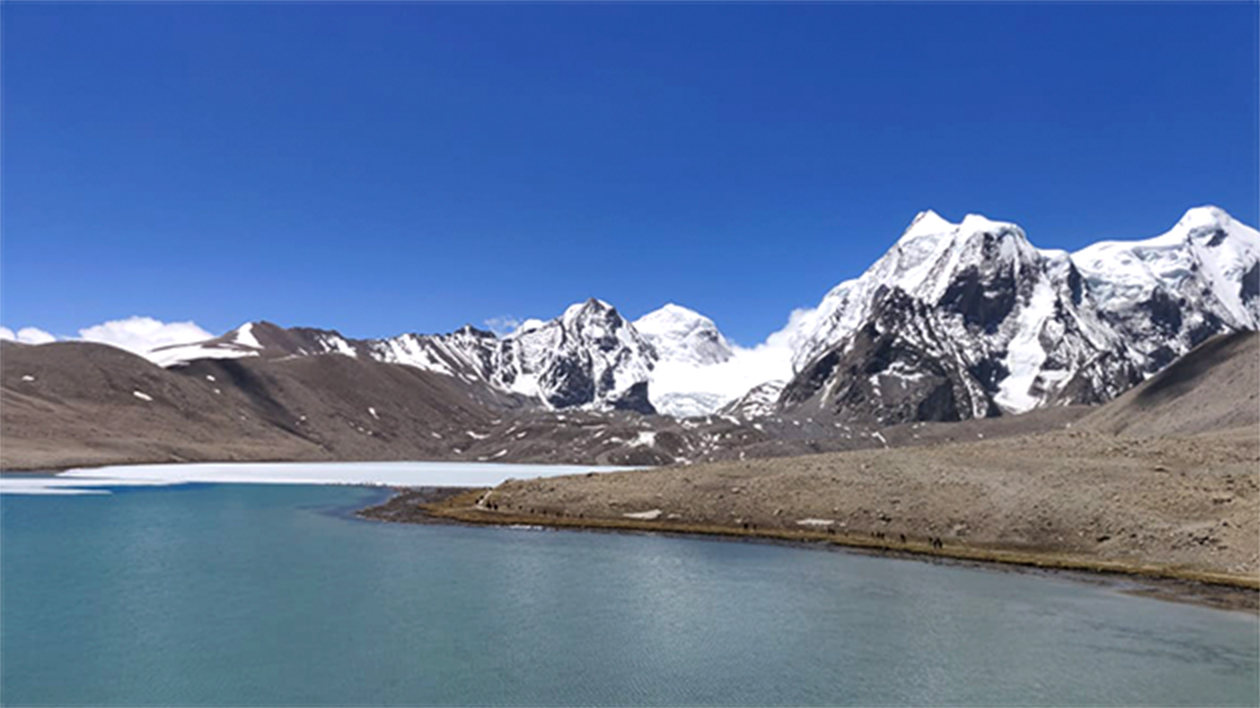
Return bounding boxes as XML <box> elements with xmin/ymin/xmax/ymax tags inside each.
<box><xmin>2</xmin><ymin>483</ymin><xmax>1257</xmax><ymax>706</ymax></box>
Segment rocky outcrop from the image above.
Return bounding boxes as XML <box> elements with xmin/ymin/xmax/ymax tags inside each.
<box><xmin>776</xmin><ymin>207</ymin><xmax>1257</xmax><ymax>425</ymax></box>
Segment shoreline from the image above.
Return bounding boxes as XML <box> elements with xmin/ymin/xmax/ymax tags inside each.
<box><xmin>359</xmin><ymin>487</ymin><xmax>1260</xmax><ymax>613</ymax></box>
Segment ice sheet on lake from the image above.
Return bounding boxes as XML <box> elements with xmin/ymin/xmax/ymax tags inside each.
<box><xmin>0</xmin><ymin>479</ymin><xmax>113</xmax><ymax>495</ymax></box>
<box><xmin>0</xmin><ymin>461</ymin><xmax>634</xmax><ymax>495</ymax></box>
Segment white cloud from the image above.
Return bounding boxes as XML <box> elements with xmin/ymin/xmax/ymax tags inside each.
<box><xmin>766</xmin><ymin>307</ymin><xmax>817</xmax><ymax>350</ymax></box>
<box><xmin>0</xmin><ymin>326</ymin><xmax>57</xmax><ymax>345</ymax></box>
<box><xmin>77</xmin><ymin>317</ymin><xmax>214</xmax><ymax>355</ymax></box>
<box><xmin>2</xmin><ymin>317</ymin><xmax>215</xmax><ymax>355</ymax></box>
<box><xmin>650</xmin><ymin>339</ymin><xmax>794</xmax><ymax>406</ymax></box>
<box><xmin>646</xmin><ymin>308</ymin><xmax>808</xmax><ymax>416</ymax></box>
<box><xmin>482</xmin><ymin>316</ymin><xmax>521</xmax><ymax>337</ymax></box>
<box><xmin>19</xmin><ymin>327</ymin><xmax>57</xmax><ymax>344</ymax></box>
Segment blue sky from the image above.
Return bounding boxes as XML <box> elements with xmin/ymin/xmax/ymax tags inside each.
<box><xmin>3</xmin><ymin>2</ymin><xmax>1258</xmax><ymax>347</ymax></box>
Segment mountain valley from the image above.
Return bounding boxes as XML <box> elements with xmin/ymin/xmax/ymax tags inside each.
<box><xmin>3</xmin><ymin>206</ymin><xmax>1258</xmax><ymax>472</ymax></box>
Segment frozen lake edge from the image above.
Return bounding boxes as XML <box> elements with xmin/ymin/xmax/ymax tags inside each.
<box><xmin>0</xmin><ymin>460</ymin><xmax>636</xmax><ymax>495</ymax></box>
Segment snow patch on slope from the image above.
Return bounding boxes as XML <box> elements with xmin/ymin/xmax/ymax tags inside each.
<box><xmin>147</xmin><ymin>344</ymin><xmax>261</xmax><ymax>368</ymax></box>
<box><xmin>232</xmin><ymin>322</ymin><xmax>262</xmax><ymax>349</ymax></box>
<box><xmin>994</xmin><ymin>275</ymin><xmax>1056</xmax><ymax>411</ymax></box>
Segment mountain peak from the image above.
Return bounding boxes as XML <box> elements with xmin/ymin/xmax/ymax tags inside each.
<box><xmin>512</xmin><ymin>318</ymin><xmax>546</xmax><ymax>336</ymax></box>
<box><xmin>562</xmin><ymin>298</ymin><xmax>616</xmax><ymax>324</ymax></box>
<box><xmin>959</xmin><ymin>213</ymin><xmax>1021</xmax><ymax>236</ymax></box>
<box><xmin>1176</xmin><ymin>205</ymin><xmax>1233</xmax><ymax>233</ymax></box>
<box><xmin>454</xmin><ymin>324</ymin><xmax>495</xmax><ymax>338</ymax></box>
<box><xmin>900</xmin><ymin>209</ymin><xmax>956</xmax><ymax>242</ymax></box>
<box><xmin>229</xmin><ymin>322</ymin><xmax>265</xmax><ymax>349</ymax></box>
<box><xmin>898</xmin><ymin>210</ymin><xmax>1027</xmax><ymax>248</ymax></box>
<box><xmin>503</xmin><ymin>298</ymin><xmax>655</xmax><ymax>410</ymax></box>
<box><xmin>656</xmin><ymin>302</ymin><xmax>701</xmax><ymax>317</ymax></box>
<box><xmin>633</xmin><ymin>304</ymin><xmax>733</xmax><ymax>366</ymax></box>
<box><xmin>637</xmin><ymin>303</ymin><xmax>713</xmax><ymax>328</ymax></box>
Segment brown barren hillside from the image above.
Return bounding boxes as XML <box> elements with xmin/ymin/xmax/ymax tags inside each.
<box><xmin>427</xmin><ymin>333</ymin><xmax>1260</xmax><ymax>585</ymax></box>
<box><xmin>0</xmin><ymin>340</ymin><xmax>497</xmax><ymax>470</ymax></box>
<box><xmin>0</xmin><ymin>339</ymin><xmax>1090</xmax><ymax>471</ymax></box>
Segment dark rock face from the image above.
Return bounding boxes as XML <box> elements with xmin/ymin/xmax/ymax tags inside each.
<box><xmin>968</xmin><ymin>358</ymin><xmax>1011</xmax><ymax>395</ymax></box>
<box><xmin>608</xmin><ymin>382</ymin><xmax>657</xmax><ymax>415</ymax></box>
<box><xmin>1046</xmin><ymin>349</ymin><xmax>1144</xmax><ymax>407</ymax></box>
<box><xmin>1144</xmin><ymin>345</ymin><xmax>1179</xmax><ymax>372</ymax></box>
<box><xmin>1066</xmin><ymin>263</ymin><xmax>1085</xmax><ymax>306</ymax></box>
<box><xmin>780</xmin><ymin>349</ymin><xmax>842</xmax><ymax>408</ymax></box>
<box><xmin>1185</xmin><ymin>311</ymin><xmax>1228</xmax><ymax>351</ymax></box>
<box><xmin>540</xmin><ymin>356</ymin><xmax>595</xmax><ymax>409</ymax></box>
<box><xmin>774</xmin><ymin>223</ymin><xmax>1164</xmax><ymax>426</ymax></box>
<box><xmin>583</xmin><ymin>303</ymin><xmax>629</xmax><ymax>353</ymax></box>
<box><xmin>509</xmin><ymin>298</ymin><xmax>657</xmax><ymax>411</ymax></box>
<box><xmin>938</xmin><ymin>266</ymin><xmax>1019</xmax><ymax>335</ymax></box>
<box><xmin>783</xmin><ymin>291</ymin><xmax>995</xmax><ymax>425</ymax></box>
<box><xmin>1136</xmin><ymin>290</ymin><xmax>1184</xmax><ymax>338</ymax></box>
<box><xmin>1241</xmin><ymin>262</ymin><xmax>1259</xmax><ymax>305</ymax></box>
<box><xmin>778</xmin><ymin>222</ymin><xmax>1076</xmax><ymax>426</ymax></box>
<box><xmin>1073</xmin><ymin>210</ymin><xmax>1259</xmax><ymax>384</ymax></box>
<box><xmin>915</xmin><ymin>380</ymin><xmax>962</xmax><ymax>422</ymax></box>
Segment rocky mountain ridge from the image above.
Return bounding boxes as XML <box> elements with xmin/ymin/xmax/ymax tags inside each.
<box><xmin>4</xmin><ymin>330</ymin><xmax>1254</xmax><ymax>472</ymax></box>
<box><xmin>133</xmin><ymin>205</ymin><xmax>1260</xmax><ymax>425</ymax></box>
<box><xmin>776</xmin><ymin>206</ymin><xmax>1258</xmax><ymax>424</ymax></box>
<box><xmin>153</xmin><ymin>299</ymin><xmax>661</xmax><ymax>413</ymax></box>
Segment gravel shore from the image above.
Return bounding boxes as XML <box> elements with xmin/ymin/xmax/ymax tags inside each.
<box><xmin>421</xmin><ymin>427</ymin><xmax>1258</xmax><ymax>595</ymax></box>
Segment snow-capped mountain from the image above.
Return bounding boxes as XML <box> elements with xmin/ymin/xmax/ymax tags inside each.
<box><xmin>365</xmin><ymin>325</ymin><xmax>500</xmax><ymax>384</ymax></box>
<box><xmin>718</xmin><ymin>380</ymin><xmax>786</xmax><ymax>420</ymax></box>
<box><xmin>363</xmin><ymin>299</ymin><xmax>660</xmax><ymax>413</ymax></box>
<box><xmin>776</xmin><ymin>206</ymin><xmax>1258</xmax><ymax>424</ymax></box>
<box><xmin>148</xmin><ymin>321</ymin><xmax>360</xmax><ymax>367</ymax></box>
<box><xmin>139</xmin><ymin>205</ymin><xmax>1258</xmax><ymax>425</ymax></box>
<box><xmin>1072</xmin><ymin>206</ymin><xmax>1260</xmax><ymax>372</ymax></box>
<box><xmin>633</xmin><ymin>304</ymin><xmax>734</xmax><ymax>366</ymax></box>
<box><xmin>494</xmin><ymin>298</ymin><xmax>658</xmax><ymax>411</ymax></box>
<box><xmin>632</xmin><ymin>304</ymin><xmax>757</xmax><ymax>417</ymax></box>
<box><xmin>630</xmin><ymin>303</ymin><xmax>797</xmax><ymax>418</ymax></box>
<box><xmin>152</xmin><ymin>300</ymin><xmax>662</xmax><ymax>413</ymax></box>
